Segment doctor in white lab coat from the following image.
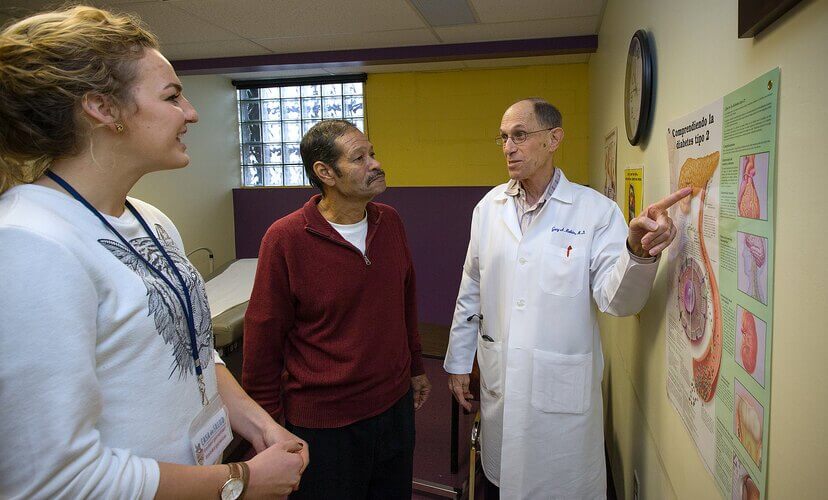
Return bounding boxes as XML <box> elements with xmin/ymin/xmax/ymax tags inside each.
<box><xmin>444</xmin><ymin>98</ymin><xmax>690</xmax><ymax>499</ymax></box>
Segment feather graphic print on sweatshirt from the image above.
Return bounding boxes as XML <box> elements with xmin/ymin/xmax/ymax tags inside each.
<box><xmin>99</xmin><ymin>224</ymin><xmax>213</xmax><ymax>379</ymax></box>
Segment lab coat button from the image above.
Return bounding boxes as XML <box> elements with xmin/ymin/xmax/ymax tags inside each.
<box><xmin>516</xmin><ymin>299</ymin><xmax>526</xmax><ymax>308</ymax></box>
<box><xmin>519</xmin><ymin>257</ymin><xmax>527</xmax><ymax>265</ymax></box>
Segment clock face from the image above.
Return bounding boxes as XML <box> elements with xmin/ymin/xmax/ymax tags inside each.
<box><xmin>626</xmin><ymin>37</ymin><xmax>643</xmax><ymax>132</ymax></box>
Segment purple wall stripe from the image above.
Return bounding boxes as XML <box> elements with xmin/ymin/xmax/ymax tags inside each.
<box><xmin>233</xmin><ymin>186</ymin><xmax>493</xmax><ymax>325</ymax></box>
<box><xmin>173</xmin><ymin>36</ymin><xmax>598</xmax><ymax>75</ymax></box>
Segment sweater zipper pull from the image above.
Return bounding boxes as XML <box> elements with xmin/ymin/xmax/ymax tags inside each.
<box><xmin>363</xmin><ymin>253</ymin><xmax>371</xmax><ymax>266</ymax></box>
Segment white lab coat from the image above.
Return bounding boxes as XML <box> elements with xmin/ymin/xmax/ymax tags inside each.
<box><xmin>444</xmin><ymin>171</ymin><xmax>659</xmax><ymax>499</ymax></box>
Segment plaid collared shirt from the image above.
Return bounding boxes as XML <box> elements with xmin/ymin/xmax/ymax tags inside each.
<box><xmin>504</xmin><ymin>168</ymin><xmax>562</xmax><ymax>234</ymax></box>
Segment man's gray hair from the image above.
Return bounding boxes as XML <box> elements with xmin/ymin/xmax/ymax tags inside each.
<box><xmin>300</xmin><ymin>119</ymin><xmax>358</xmax><ymax>193</ymax></box>
<box><xmin>516</xmin><ymin>97</ymin><xmax>563</xmax><ymax>129</ymax></box>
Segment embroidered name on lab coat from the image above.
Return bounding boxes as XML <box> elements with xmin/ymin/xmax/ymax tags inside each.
<box><xmin>550</xmin><ymin>226</ymin><xmax>585</xmax><ymax>235</ymax></box>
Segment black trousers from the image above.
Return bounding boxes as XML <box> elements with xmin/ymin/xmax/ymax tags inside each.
<box><xmin>482</xmin><ymin>473</ymin><xmax>500</xmax><ymax>500</ymax></box>
<box><xmin>286</xmin><ymin>389</ymin><xmax>415</xmax><ymax>500</ymax></box>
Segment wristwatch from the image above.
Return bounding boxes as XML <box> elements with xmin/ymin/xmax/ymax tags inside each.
<box><xmin>220</xmin><ymin>462</ymin><xmax>249</xmax><ymax>500</ymax></box>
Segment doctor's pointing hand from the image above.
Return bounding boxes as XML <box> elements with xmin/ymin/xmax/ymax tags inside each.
<box><xmin>628</xmin><ymin>186</ymin><xmax>692</xmax><ymax>258</ymax></box>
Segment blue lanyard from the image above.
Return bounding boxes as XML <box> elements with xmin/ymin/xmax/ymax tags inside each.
<box><xmin>45</xmin><ymin>170</ymin><xmax>209</xmax><ymax>406</ymax></box>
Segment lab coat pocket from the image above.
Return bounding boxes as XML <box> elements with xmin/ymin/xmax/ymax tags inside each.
<box><xmin>477</xmin><ymin>340</ymin><xmax>502</xmax><ymax>397</ymax></box>
<box><xmin>539</xmin><ymin>235</ymin><xmax>585</xmax><ymax>297</ymax></box>
<box><xmin>531</xmin><ymin>349</ymin><xmax>592</xmax><ymax>414</ymax></box>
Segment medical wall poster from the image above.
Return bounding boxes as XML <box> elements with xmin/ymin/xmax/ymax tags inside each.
<box><xmin>665</xmin><ymin>68</ymin><xmax>778</xmax><ymax>500</ymax></box>
<box><xmin>624</xmin><ymin>166</ymin><xmax>643</xmax><ymax>223</ymax></box>
<box><xmin>603</xmin><ymin>127</ymin><xmax>618</xmax><ymax>200</ymax></box>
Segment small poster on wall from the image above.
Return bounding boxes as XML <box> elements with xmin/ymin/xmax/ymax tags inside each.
<box><xmin>602</xmin><ymin>127</ymin><xmax>618</xmax><ymax>200</ymax></box>
<box><xmin>664</xmin><ymin>68</ymin><xmax>778</xmax><ymax>500</ymax></box>
<box><xmin>623</xmin><ymin>166</ymin><xmax>642</xmax><ymax>223</ymax></box>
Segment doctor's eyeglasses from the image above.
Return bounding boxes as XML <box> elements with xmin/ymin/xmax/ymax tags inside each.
<box><xmin>495</xmin><ymin>128</ymin><xmax>553</xmax><ymax>146</ymax></box>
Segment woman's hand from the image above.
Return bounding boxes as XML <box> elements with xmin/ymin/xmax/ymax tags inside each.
<box><xmin>255</xmin><ymin>423</ymin><xmax>309</xmax><ymax>473</ymax></box>
<box><xmin>246</xmin><ymin>440</ymin><xmax>305</xmax><ymax>497</ymax></box>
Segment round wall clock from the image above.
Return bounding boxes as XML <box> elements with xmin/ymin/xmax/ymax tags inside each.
<box><xmin>624</xmin><ymin>29</ymin><xmax>653</xmax><ymax>146</ymax></box>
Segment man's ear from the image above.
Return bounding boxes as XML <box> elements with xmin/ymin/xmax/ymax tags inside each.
<box><xmin>80</xmin><ymin>93</ymin><xmax>122</xmax><ymax>133</ymax></box>
<box><xmin>547</xmin><ymin>127</ymin><xmax>565</xmax><ymax>152</ymax></box>
<box><xmin>313</xmin><ymin>161</ymin><xmax>337</xmax><ymax>187</ymax></box>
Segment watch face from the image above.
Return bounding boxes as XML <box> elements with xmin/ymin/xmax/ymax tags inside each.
<box><xmin>626</xmin><ymin>36</ymin><xmax>643</xmax><ymax>133</ymax></box>
<box><xmin>221</xmin><ymin>478</ymin><xmax>244</xmax><ymax>500</ymax></box>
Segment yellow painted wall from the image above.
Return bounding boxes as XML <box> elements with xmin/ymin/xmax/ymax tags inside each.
<box><xmin>366</xmin><ymin>64</ymin><xmax>590</xmax><ymax>186</ymax></box>
<box><xmin>589</xmin><ymin>0</ymin><xmax>828</xmax><ymax>498</ymax></box>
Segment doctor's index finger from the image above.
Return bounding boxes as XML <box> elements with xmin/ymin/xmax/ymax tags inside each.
<box><xmin>650</xmin><ymin>187</ymin><xmax>692</xmax><ymax>213</ymax></box>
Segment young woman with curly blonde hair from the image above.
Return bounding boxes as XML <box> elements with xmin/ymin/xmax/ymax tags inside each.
<box><xmin>0</xmin><ymin>6</ymin><xmax>307</xmax><ymax>499</ymax></box>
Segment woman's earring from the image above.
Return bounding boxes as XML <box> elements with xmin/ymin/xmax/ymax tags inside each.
<box><xmin>115</xmin><ymin>123</ymin><xmax>125</xmax><ymax>133</ymax></box>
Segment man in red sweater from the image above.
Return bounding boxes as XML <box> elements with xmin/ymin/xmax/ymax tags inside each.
<box><xmin>243</xmin><ymin>119</ymin><xmax>431</xmax><ymax>499</ymax></box>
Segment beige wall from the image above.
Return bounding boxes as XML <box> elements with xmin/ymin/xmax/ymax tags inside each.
<box><xmin>130</xmin><ymin>74</ymin><xmax>240</xmax><ymax>276</ymax></box>
<box><xmin>589</xmin><ymin>0</ymin><xmax>828</xmax><ymax>498</ymax></box>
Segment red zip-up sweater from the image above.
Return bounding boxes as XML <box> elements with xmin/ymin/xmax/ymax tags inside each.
<box><xmin>242</xmin><ymin>195</ymin><xmax>425</xmax><ymax>428</ymax></box>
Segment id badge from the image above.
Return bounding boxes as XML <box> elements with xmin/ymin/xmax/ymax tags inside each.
<box><xmin>188</xmin><ymin>395</ymin><xmax>233</xmax><ymax>465</ymax></box>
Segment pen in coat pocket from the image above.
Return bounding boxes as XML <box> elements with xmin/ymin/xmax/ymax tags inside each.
<box><xmin>467</xmin><ymin>313</ymin><xmax>494</xmax><ymax>342</ymax></box>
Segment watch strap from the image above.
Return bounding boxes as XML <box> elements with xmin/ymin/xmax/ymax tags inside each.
<box><xmin>237</xmin><ymin>462</ymin><xmax>249</xmax><ymax>499</ymax></box>
<box><xmin>220</xmin><ymin>462</ymin><xmax>247</xmax><ymax>500</ymax></box>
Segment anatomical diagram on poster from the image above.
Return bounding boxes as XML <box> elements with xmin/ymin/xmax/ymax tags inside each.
<box><xmin>665</xmin><ymin>69</ymin><xmax>778</xmax><ymax>500</ymax></box>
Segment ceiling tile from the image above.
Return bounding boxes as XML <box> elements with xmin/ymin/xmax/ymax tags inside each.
<box><xmin>167</xmin><ymin>0</ymin><xmax>277</xmax><ymax>39</ymax></box>
<box><xmin>253</xmin><ymin>28</ymin><xmax>437</xmax><ymax>54</ymax></box>
<box><xmin>113</xmin><ymin>2</ymin><xmax>241</xmax><ymax>44</ymax></box>
<box><xmin>170</xmin><ymin>0</ymin><xmax>425</xmax><ymax>40</ymax></box>
<box><xmin>409</xmin><ymin>0</ymin><xmax>476</xmax><ymax>26</ymax></box>
<box><xmin>0</xmin><ymin>0</ymin><xmax>162</xmax><ymax>20</ymax></box>
<box><xmin>435</xmin><ymin>16</ymin><xmax>597</xmax><ymax>43</ymax></box>
<box><xmin>163</xmin><ymin>39</ymin><xmax>270</xmax><ymax>60</ymax></box>
<box><xmin>470</xmin><ymin>0</ymin><xmax>604</xmax><ymax>23</ymax></box>
<box><xmin>0</xmin><ymin>1</ymin><xmax>57</xmax><ymax>21</ymax></box>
